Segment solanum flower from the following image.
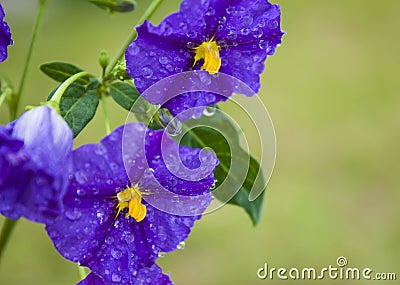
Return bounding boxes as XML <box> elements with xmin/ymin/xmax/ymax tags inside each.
<box><xmin>46</xmin><ymin>123</ymin><xmax>218</xmax><ymax>284</ymax></box>
<box><xmin>0</xmin><ymin>105</ymin><xmax>73</xmax><ymax>223</ymax></box>
<box><xmin>0</xmin><ymin>3</ymin><xmax>13</xmax><ymax>62</ymax></box>
<box><xmin>126</xmin><ymin>0</ymin><xmax>283</xmax><ymax>117</ymax></box>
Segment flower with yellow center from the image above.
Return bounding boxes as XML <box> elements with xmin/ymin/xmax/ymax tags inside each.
<box><xmin>116</xmin><ymin>184</ymin><xmax>147</xmax><ymax>222</ymax></box>
<box><xmin>193</xmin><ymin>40</ymin><xmax>221</xmax><ymax>74</ymax></box>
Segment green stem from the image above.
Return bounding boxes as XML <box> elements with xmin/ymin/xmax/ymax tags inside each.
<box><xmin>12</xmin><ymin>0</ymin><xmax>48</xmax><ymax>120</ymax></box>
<box><xmin>106</xmin><ymin>0</ymin><xmax>165</xmax><ymax>75</ymax></box>
<box><xmin>0</xmin><ymin>88</ymin><xmax>11</xmax><ymax>109</ymax></box>
<box><xmin>49</xmin><ymin>71</ymin><xmax>91</xmax><ymax>104</ymax></box>
<box><xmin>101</xmin><ymin>94</ymin><xmax>111</xmax><ymax>134</ymax></box>
<box><xmin>0</xmin><ymin>219</ymin><xmax>18</xmax><ymax>262</ymax></box>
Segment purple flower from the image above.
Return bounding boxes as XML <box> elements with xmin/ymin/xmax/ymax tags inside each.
<box><xmin>46</xmin><ymin>123</ymin><xmax>217</xmax><ymax>284</ymax></box>
<box><xmin>0</xmin><ymin>4</ymin><xmax>13</xmax><ymax>63</ymax></box>
<box><xmin>0</xmin><ymin>106</ymin><xmax>73</xmax><ymax>223</ymax></box>
<box><xmin>126</xmin><ymin>0</ymin><xmax>283</xmax><ymax>117</ymax></box>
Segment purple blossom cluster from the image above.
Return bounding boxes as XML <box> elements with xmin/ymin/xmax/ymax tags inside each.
<box><xmin>0</xmin><ymin>0</ymin><xmax>282</xmax><ymax>284</ymax></box>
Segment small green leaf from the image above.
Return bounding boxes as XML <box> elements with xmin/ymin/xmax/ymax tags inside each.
<box><xmin>179</xmin><ymin>111</ymin><xmax>267</xmax><ymax>225</ymax></box>
<box><xmin>40</xmin><ymin>62</ymin><xmax>91</xmax><ymax>84</ymax></box>
<box><xmin>109</xmin><ymin>82</ymin><xmax>140</xmax><ymax>111</ymax></box>
<box><xmin>48</xmin><ymin>83</ymin><xmax>99</xmax><ymax>137</ymax></box>
<box><xmin>88</xmin><ymin>0</ymin><xmax>136</xmax><ymax>13</ymax></box>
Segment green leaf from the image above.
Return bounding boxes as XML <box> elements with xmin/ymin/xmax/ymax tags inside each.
<box><xmin>109</xmin><ymin>82</ymin><xmax>140</xmax><ymax>111</ymax></box>
<box><xmin>48</xmin><ymin>83</ymin><xmax>99</xmax><ymax>138</ymax></box>
<box><xmin>179</xmin><ymin>111</ymin><xmax>266</xmax><ymax>225</ymax></box>
<box><xmin>40</xmin><ymin>62</ymin><xmax>90</xmax><ymax>84</ymax></box>
<box><xmin>88</xmin><ymin>0</ymin><xmax>136</xmax><ymax>13</ymax></box>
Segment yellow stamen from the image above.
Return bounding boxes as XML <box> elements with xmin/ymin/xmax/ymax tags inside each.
<box><xmin>194</xmin><ymin>40</ymin><xmax>221</xmax><ymax>74</ymax></box>
<box><xmin>116</xmin><ymin>185</ymin><xmax>146</xmax><ymax>222</ymax></box>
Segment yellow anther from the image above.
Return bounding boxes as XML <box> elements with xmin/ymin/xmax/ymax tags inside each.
<box><xmin>116</xmin><ymin>186</ymin><xmax>146</xmax><ymax>222</ymax></box>
<box><xmin>194</xmin><ymin>40</ymin><xmax>221</xmax><ymax>74</ymax></box>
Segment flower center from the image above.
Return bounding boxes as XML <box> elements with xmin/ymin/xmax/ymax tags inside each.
<box><xmin>116</xmin><ymin>185</ymin><xmax>147</xmax><ymax>222</ymax></box>
<box><xmin>193</xmin><ymin>40</ymin><xmax>221</xmax><ymax>74</ymax></box>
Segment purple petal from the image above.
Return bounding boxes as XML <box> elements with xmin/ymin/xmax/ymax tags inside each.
<box><xmin>78</xmin><ymin>264</ymin><xmax>173</xmax><ymax>285</ymax></box>
<box><xmin>0</xmin><ymin>106</ymin><xmax>73</xmax><ymax>223</ymax></box>
<box><xmin>126</xmin><ymin>21</ymin><xmax>192</xmax><ymax>92</ymax></box>
<box><xmin>0</xmin><ymin>4</ymin><xmax>13</xmax><ymax>63</ymax></box>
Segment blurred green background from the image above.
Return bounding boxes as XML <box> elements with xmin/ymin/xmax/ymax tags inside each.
<box><xmin>0</xmin><ymin>0</ymin><xmax>399</xmax><ymax>284</ymax></box>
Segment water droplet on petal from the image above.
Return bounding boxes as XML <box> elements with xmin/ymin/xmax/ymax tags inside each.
<box><xmin>259</xmin><ymin>40</ymin><xmax>267</xmax><ymax>50</ymax></box>
<box><xmin>112</xmin><ymin>273</ymin><xmax>122</xmax><ymax>282</ymax></box>
<box><xmin>177</xmin><ymin>241</ymin><xmax>185</xmax><ymax>250</ymax></box>
<box><xmin>158</xmin><ymin>252</ymin><xmax>166</xmax><ymax>258</ymax></box>
<box><xmin>218</xmin><ymin>16</ymin><xmax>227</xmax><ymax>24</ymax></box>
<box><xmin>205</xmin><ymin>93</ymin><xmax>216</xmax><ymax>103</ymax></box>
<box><xmin>65</xmin><ymin>208</ymin><xmax>82</xmax><ymax>221</ymax></box>
<box><xmin>105</xmin><ymin>236</ymin><xmax>114</xmax><ymax>245</ymax></box>
<box><xmin>186</xmin><ymin>31</ymin><xmax>197</xmax><ymax>39</ymax></box>
<box><xmin>252</xmin><ymin>28</ymin><xmax>263</xmax><ymax>38</ymax></box>
<box><xmin>226</xmin><ymin>6</ymin><xmax>235</xmax><ymax>14</ymax></box>
<box><xmin>203</xmin><ymin>104</ymin><xmax>217</xmax><ymax>117</ymax></box>
<box><xmin>75</xmin><ymin>171</ymin><xmax>88</xmax><ymax>184</ymax></box>
<box><xmin>240</xmin><ymin>28</ymin><xmax>250</xmax><ymax>36</ymax></box>
<box><xmin>142</xmin><ymin>67</ymin><xmax>153</xmax><ymax>79</ymax></box>
<box><xmin>186</xmin><ymin>41</ymin><xmax>195</xmax><ymax>49</ymax></box>
<box><xmin>158</xmin><ymin>56</ymin><xmax>169</xmax><ymax>65</ymax></box>
<box><xmin>111</xmin><ymin>248</ymin><xmax>123</xmax><ymax>259</ymax></box>
<box><xmin>76</xmin><ymin>189</ymin><xmax>86</xmax><ymax>196</ymax></box>
<box><xmin>128</xmin><ymin>43</ymin><xmax>140</xmax><ymax>56</ymax></box>
<box><xmin>268</xmin><ymin>20</ymin><xmax>278</xmax><ymax>29</ymax></box>
<box><xmin>166</xmin><ymin>118</ymin><xmax>182</xmax><ymax>136</ymax></box>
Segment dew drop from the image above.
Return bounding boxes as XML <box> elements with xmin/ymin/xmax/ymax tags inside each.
<box><xmin>218</xmin><ymin>16</ymin><xmax>227</xmax><ymax>24</ymax></box>
<box><xmin>142</xmin><ymin>67</ymin><xmax>153</xmax><ymax>79</ymax></box>
<box><xmin>110</xmin><ymin>162</ymin><xmax>119</xmax><ymax>172</ymax></box>
<box><xmin>166</xmin><ymin>118</ymin><xmax>182</xmax><ymax>137</ymax></box>
<box><xmin>259</xmin><ymin>40</ymin><xmax>267</xmax><ymax>50</ymax></box>
<box><xmin>124</xmin><ymin>232</ymin><xmax>135</xmax><ymax>243</ymax></box>
<box><xmin>218</xmin><ymin>40</ymin><xmax>228</xmax><ymax>49</ymax></box>
<box><xmin>105</xmin><ymin>236</ymin><xmax>114</xmax><ymax>245</ymax></box>
<box><xmin>112</xmin><ymin>273</ymin><xmax>122</xmax><ymax>282</ymax></box>
<box><xmin>65</xmin><ymin>208</ymin><xmax>82</xmax><ymax>221</ymax></box>
<box><xmin>210</xmin><ymin>181</ymin><xmax>216</xmax><ymax>190</ymax></box>
<box><xmin>158</xmin><ymin>56</ymin><xmax>169</xmax><ymax>65</ymax></box>
<box><xmin>240</xmin><ymin>28</ymin><xmax>250</xmax><ymax>36</ymax></box>
<box><xmin>128</xmin><ymin>43</ymin><xmax>140</xmax><ymax>56</ymax></box>
<box><xmin>76</xmin><ymin>189</ymin><xmax>86</xmax><ymax>196</ymax></box>
<box><xmin>177</xmin><ymin>241</ymin><xmax>185</xmax><ymax>250</ymax></box>
<box><xmin>186</xmin><ymin>41</ymin><xmax>195</xmax><ymax>49</ymax></box>
<box><xmin>203</xmin><ymin>104</ymin><xmax>217</xmax><ymax>117</ymax></box>
<box><xmin>75</xmin><ymin>171</ymin><xmax>88</xmax><ymax>184</ymax></box>
<box><xmin>134</xmin><ymin>78</ymin><xmax>144</xmax><ymax>89</ymax></box>
<box><xmin>205</xmin><ymin>7</ymin><xmax>215</xmax><ymax>16</ymax></box>
<box><xmin>186</xmin><ymin>31</ymin><xmax>197</xmax><ymax>39</ymax></box>
<box><xmin>205</xmin><ymin>93</ymin><xmax>216</xmax><ymax>103</ymax></box>
<box><xmin>158</xmin><ymin>252</ymin><xmax>166</xmax><ymax>258</ymax></box>
<box><xmin>243</xmin><ymin>15</ymin><xmax>254</xmax><ymax>26</ymax></box>
<box><xmin>252</xmin><ymin>28</ymin><xmax>263</xmax><ymax>38</ymax></box>
<box><xmin>111</xmin><ymin>248</ymin><xmax>123</xmax><ymax>259</ymax></box>
<box><xmin>268</xmin><ymin>20</ymin><xmax>278</xmax><ymax>29</ymax></box>
<box><xmin>165</xmin><ymin>64</ymin><xmax>174</xmax><ymax>72</ymax></box>
<box><xmin>226</xmin><ymin>6</ymin><xmax>235</xmax><ymax>14</ymax></box>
